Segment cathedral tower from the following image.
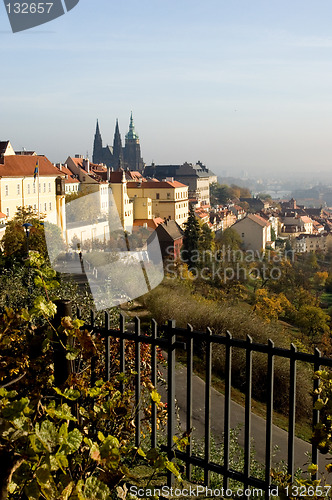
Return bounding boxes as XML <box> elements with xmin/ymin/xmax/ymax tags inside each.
<box><xmin>123</xmin><ymin>112</ymin><xmax>144</xmax><ymax>172</ymax></box>
<box><xmin>92</xmin><ymin>120</ymin><xmax>103</xmax><ymax>165</ymax></box>
<box><xmin>112</xmin><ymin>119</ymin><xmax>124</xmax><ymax>170</ymax></box>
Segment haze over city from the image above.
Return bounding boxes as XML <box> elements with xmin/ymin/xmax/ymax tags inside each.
<box><xmin>1</xmin><ymin>0</ymin><xmax>332</xmax><ymax>178</ymax></box>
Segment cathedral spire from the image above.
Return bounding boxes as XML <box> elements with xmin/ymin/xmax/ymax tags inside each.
<box><xmin>113</xmin><ymin>119</ymin><xmax>123</xmax><ymax>170</ymax></box>
<box><xmin>125</xmin><ymin>111</ymin><xmax>139</xmax><ymax>142</ymax></box>
<box><xmin>93</xmin><ymin>119</ymin><xmax>103</xmax><ymax>164</ymax></box>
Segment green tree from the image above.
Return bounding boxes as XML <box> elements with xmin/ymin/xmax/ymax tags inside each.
<box><xmin>296</xmin><ymin>305</ymin><xmax>330</xmax><ymax>338</ymax></box>
<box><xmin>210</xmin><ymin>182</ymin><xmax>231</xmax><ymax>206</ymax></box>
<box><xmin>215</xmin><ymin>227</ymin><xmax>242</xmax><ymax>251</ymax></box>
<box><xmin>2</xmin><ymin>207</ymin><xmax>62</xmax><ymax>262</ymax></box>
<box><xmin>198</xmin><ymin>222</ymin><xmax>214</xmax><ymax>252</ymax></box>
<box><xmin>182</xmin><ymin>206</ymin><xmax>200</xmax><ymax>268</ymax></box>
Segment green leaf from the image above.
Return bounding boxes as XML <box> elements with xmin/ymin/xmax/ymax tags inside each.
<box><xmin>66</xmin><ymin>428</ymin><xmax>82</xmax><ymax>453</ymax></box>
<box><xmin>165</xmin><ymin>460</ymin><xmax>181</xmax><ymax>479</ymax></box>
<box><xmin>2</xmin><ymin>397</ymin><xmax>30</xmax><ymax>420</ymax></box>
<box><xmin>46</xmin><ymin>403</ymin><xmax>77</xmax><ymax>421</ymax></box>
<box><xmin>55</xmin><ymin>452</ymin><xmax>69</xmax><ymax>472</ymax></box>
<box><xmin>83</xmin><ymin>476</ymin><xmax>111</xmax><ymax>500</ymax></box>
<box><xmin>25</xmin><ymin>479</ymin><xmax>41</xmax><ymax>500</ymax></box>
<box><xmin>53</xmin><ymin>388</ymin><xmax>80</xmax><ymax>401</ymax></box>
<box><xmin>35</xmin><ymin>420</ymin><xmax>59</xmax><ymax>452</ymax></box>
<box><xmin>35</xmin><ymin>465</ymin><xmax>58</xmax><ymax>500</ymax></box>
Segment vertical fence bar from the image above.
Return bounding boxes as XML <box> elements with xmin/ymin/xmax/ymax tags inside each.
<box><xmin>119</xmin><ymin>313</ymin><xmax>125</xmax><ymax>394</ymax></box>
<box><xmin>167</xmin><ymin>320</ymin><xmax>176</xmax><ymax>487</ymax></box>
<box><xmin>135</xmin><ymin>317</ymin><xmax>141</xmax><ymax>449</ymax></box>
<box><xmin>312</xmin><ymin>348</ymin><xmax>321</xmax><ymax>480</ymax></box>
<box><xmin>244</xmin><ymin>335</ymin><xmax>253</xmax><ymax>498</ymax></box>
<box><xmin>90</xmin><ymin>309</ymin><xmax>95</xmax><ymax>329</ymax></box>
<box><xmin>223</xmin><ymin>331</ymin><xmax>232</xmax><ymax>490</ymax></box>
<box><xmin>186</xmin><ymin>324</ymin><xmax>194</xmax><ymax>481</ymax></box>
<box><xmin>76</xmin><ymin>307</ymin><xmax>81</xmax><ymax>320</ymax></box>
<box><xmin>105</xmin><ymin>312</ymin><xmax>110</xmax><ymax>382</ymax></box>
<box><xmin>288</xmin><ymin>344</ymin><xmax>297</xmax><ymax>481</ymax></box>
<box><xmin>151</xmin><ymin>319</ymin><xmax>157</xmax><ymax>449</ymax></box>
<box><xmin>204</xmin><ymin>328</ymin><xmax>212</xmax><ymax>487</ymax></box>
<box><xmin>265</xmin><ymin>339</ymin><xmax>274</xmax><ymax>492</ymax></box>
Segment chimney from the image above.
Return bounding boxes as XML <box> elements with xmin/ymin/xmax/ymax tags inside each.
<box><xmin>82</xmin><ymin>158</ymin><xmax>90</xmax><ymax>173</ymax></box>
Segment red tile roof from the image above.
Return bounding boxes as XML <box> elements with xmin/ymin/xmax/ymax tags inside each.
<box><xmin>0</xmin><ymin>212</ymin><xmax>6</xmax><ymax>218</ymax></box>
<box><xmin>127</xmin><ymin>180</ymin><xmax>187</xmax><ymax>189</ymax></box>
<box><xmin>56</xmin><ymin>165</ymin><xmax>80</xmax><ymax>183</ymax></box>
<box><xmin>0</xmin><ymin>155</ymin><xmax>63</xmax><ymax>178</ymax></box>
<box><xmin>133</xmin><ymin>217</ymin><xmax>164</xmax><ymax>230</ymax></box>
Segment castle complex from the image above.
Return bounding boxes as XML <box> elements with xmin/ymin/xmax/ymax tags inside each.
<box><xmin>92</xmin><ymin>113</ymin><xmax>144</xmax><ymax>172</ymax></box>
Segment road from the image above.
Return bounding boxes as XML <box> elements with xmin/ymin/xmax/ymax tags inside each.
<box><xmin>158</xmin><ymin>361</ymin><xmax>331</xmax><ymax>477</ymax></box>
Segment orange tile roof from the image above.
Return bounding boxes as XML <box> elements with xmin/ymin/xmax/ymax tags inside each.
<box><xmin>133</xmin><ymin>218</ymin><xmax>164</xmax><ymax>230</ymax></box>
<box><xmin>127</xmin><ymin>180</ymin><xmax>187</xmax><ymax>189</ymax></box>
<box><xmin>0</xmin><ymin>212</ymin><xmax>6</xmax><ymax>218</ymax></box>
<box><xmin>0</xmin><ymin>155</ymin><xmax>63</xmax><ymax>178</ymax></box>
<box><xmin>56</xmin><ymin>165</ymin><xmax>80</xmax><ymax>183</ymax></box>
<box><xmin>247</xmin><ymin>214</ymin><xmax>270</xmax><ymax>227</ymax></box>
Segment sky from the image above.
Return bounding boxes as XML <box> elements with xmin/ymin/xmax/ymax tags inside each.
<box><xmin>2</xmin><ymin>0</ymin><xmax>332</xmax><ymax>179</ymax></box>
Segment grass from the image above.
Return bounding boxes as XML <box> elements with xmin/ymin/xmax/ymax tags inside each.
<box><xmin>320</xmin><ymin>292</ymin><xmax>332</xmax><ymax>307</ymax></box>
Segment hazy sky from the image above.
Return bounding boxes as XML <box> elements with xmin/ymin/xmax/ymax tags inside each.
<box><xmin>1</xmin><ymin>0</ymin><xmax>332</xmax><ymax>178</ymax></box>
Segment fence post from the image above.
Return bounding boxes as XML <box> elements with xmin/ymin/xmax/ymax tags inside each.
<box><xmin>265</xmin><ymin>339</ymin><xmax>274</xmax><ymax>492</ymax></box>
<box><xmin>186</xmin><ymin>324</ymin><xmax>194</xmax><ymax>481</ymax></box>
<box><xmin>312</xmin><ymin>347</ymin><xmax>321</xmax><ymax>480</ymax></box>
<box><xmin>135</xmin><ymin>317</ymin><xmax>141</xmax><ymax>449</ymax></box>
<box><xmin>167</xmin><ymin>320</ymin><xmax>176</xmax><ymax>487</ymax></box>
<box><xmin>288</xmin><ymin>343</ymin><xmax>297</xmax><ymax>481</ymax></box>
<box><xmin>151</xmin><ymin>319</ymin><xmax>158</xmax><ymax>449</ymax></box>
<box><xmin>223</xmin><ymin>331</ymin><xmax>232</xmax><ymax>490</ymax></box>
<box><xmin>52</xmin><ymin>300</ymin><xmax>73</xmax><ymax>387</ymax></box>
<box><xmin>204</xmin><ymin>328</ymin><xmax>212</xmax><ymax>487</ymax></box>
<box><xmin>244</xmin><ymin>335</ymin><xmax>252</xmax><ymax>498</ymax></box>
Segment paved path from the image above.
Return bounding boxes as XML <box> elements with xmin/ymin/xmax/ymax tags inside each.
<box><xmin>159</xmin><ymin>362</ymin><xmax>331</xmax><ymax>477</ymax></box>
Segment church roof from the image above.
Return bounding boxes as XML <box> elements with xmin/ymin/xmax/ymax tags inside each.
<box><xmin>0</xmin><ymin>155</ymin><xmax>63</xmax><ymax>178</ymax></box>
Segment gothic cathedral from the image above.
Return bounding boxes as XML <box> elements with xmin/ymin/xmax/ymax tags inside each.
<box><xmin>92</xmin><ymin>113</ymin><xmax>144</xmax><ymax>172</ymax></box>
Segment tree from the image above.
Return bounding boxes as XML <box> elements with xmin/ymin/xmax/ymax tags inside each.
<box><xmin>198</xmin><ymin>222</ymin><xmax>214</xmax><ymax>252</ymax></box>
<box><xmin>215</xmin><ymin>227</ymin><xmax>242</xmax><ymax>251</ymax></box>
<box><xmin>296</xmin><ymin>305</ymin><xmax>330</xmax><ymax>338</ymax></box>
<box><xmin>210</xmin><ymin>182</ymin><xmax>231</xmax><ymax>206</ymax></box>
<box><xmin>182</xmin><ymin>206</ymin><xmax>200</xmax><ymax>268</ymax></box>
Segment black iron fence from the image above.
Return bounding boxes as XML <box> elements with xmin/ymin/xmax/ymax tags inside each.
<box><xmin>71</xmin><ymin>306</ymin><xmax>332</xmax><ymax>497</ymax></box>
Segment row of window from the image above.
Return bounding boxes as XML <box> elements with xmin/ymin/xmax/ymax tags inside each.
<box><xmin>5</xmin><ymin>202</ymin><xmax>52</xmax><ymax>217</ymax></box>
<box><xmin>5</xmin><ymin>182</ymin><xmax>52</xmax><ymax>196</ymax></box>
<box><xmin>175</xmin><ymin>191</ymin><xmax>187</xmax><ymax>199</ymax></box>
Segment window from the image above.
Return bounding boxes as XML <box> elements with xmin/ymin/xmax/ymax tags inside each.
<box><xmin>39</xmin><ymin>183</ymin><xmax>41</xmax><ymax>193</ymax></box>
<box><xmin>43</xmin><ymin>183</ymin><xmax>46</xmax><ymax>193</ymax></box>
<box><xmin>242</xmin><ymin>233</ymin><xmax>245</xmax><ymax>238</ymax></box>
<box><xmin>5</xmin><ymin>185</ymin><xmax>8</xmax><ymax>196</ymax></box>
<box><xmin>167</xmin><ymin>193</ymin><xmax>171</xmax><ymax>199</ymax></box>
<box><xmin>156</xmin><ymin>193</ymin><xmax>160</xmax><ymax>200</ymax></box>
<box><xmin>27</xmin><ymin>184</ymin><xmax>30</xmax><ymax>194</ymax></box>
<box><xmin>44</xmin><ymin>203</ymin><xmax>47</xmax><ymax>211</ymax></box>
<box><xmin>33</xmin><ymin>204</ymin><xmax>36</xmax><ymax>210</ymax></box>
<box><xmin>49</xmin><ymin>202</ymin><xmax>52</xmax><ymax>211</ymax></box>
<box><xmin>33</xmin><ymin>183</ymin><xmax>36</xmax><ymax>194</ymax></box>
<box><xmin>6</xmin><ymin>208</ymin><xmax>9</xmax><ymax>217</ymax></box>
<box><xmin>17</xmin><ymin>184</ymin><xmax>20</xmax><ymax>195</ymax></box>
<box><xmin>48</xmin><ymin>182</ymin><xmax>51</xmax><ymax>193</ymax></box>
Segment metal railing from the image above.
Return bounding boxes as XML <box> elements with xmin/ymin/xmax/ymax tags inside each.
<box><xmin>76</xmin><ymin>308</ymin><xmax>332</xmax><ymax>497</ymax></box>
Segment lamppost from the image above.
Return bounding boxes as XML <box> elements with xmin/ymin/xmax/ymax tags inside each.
<box><xmin>22</xmin><ymin>223</ymin><xmax>33</xmax><ymax>301</ymax></box>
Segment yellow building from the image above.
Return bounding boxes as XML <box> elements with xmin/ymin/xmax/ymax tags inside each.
<box><xmin>0</xmin><ymin>146</ymin><xmax>65</xmax><ymax>227</ymax></box>
<box><xmin>109</xmin><ymin>170</ymin><xmax>134</xmax><ymax>232</ymax></box>
<box><xmin>127</xmin><ymin>180</ymin><xmax>189</xmax><ymax>227</ymax></box>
